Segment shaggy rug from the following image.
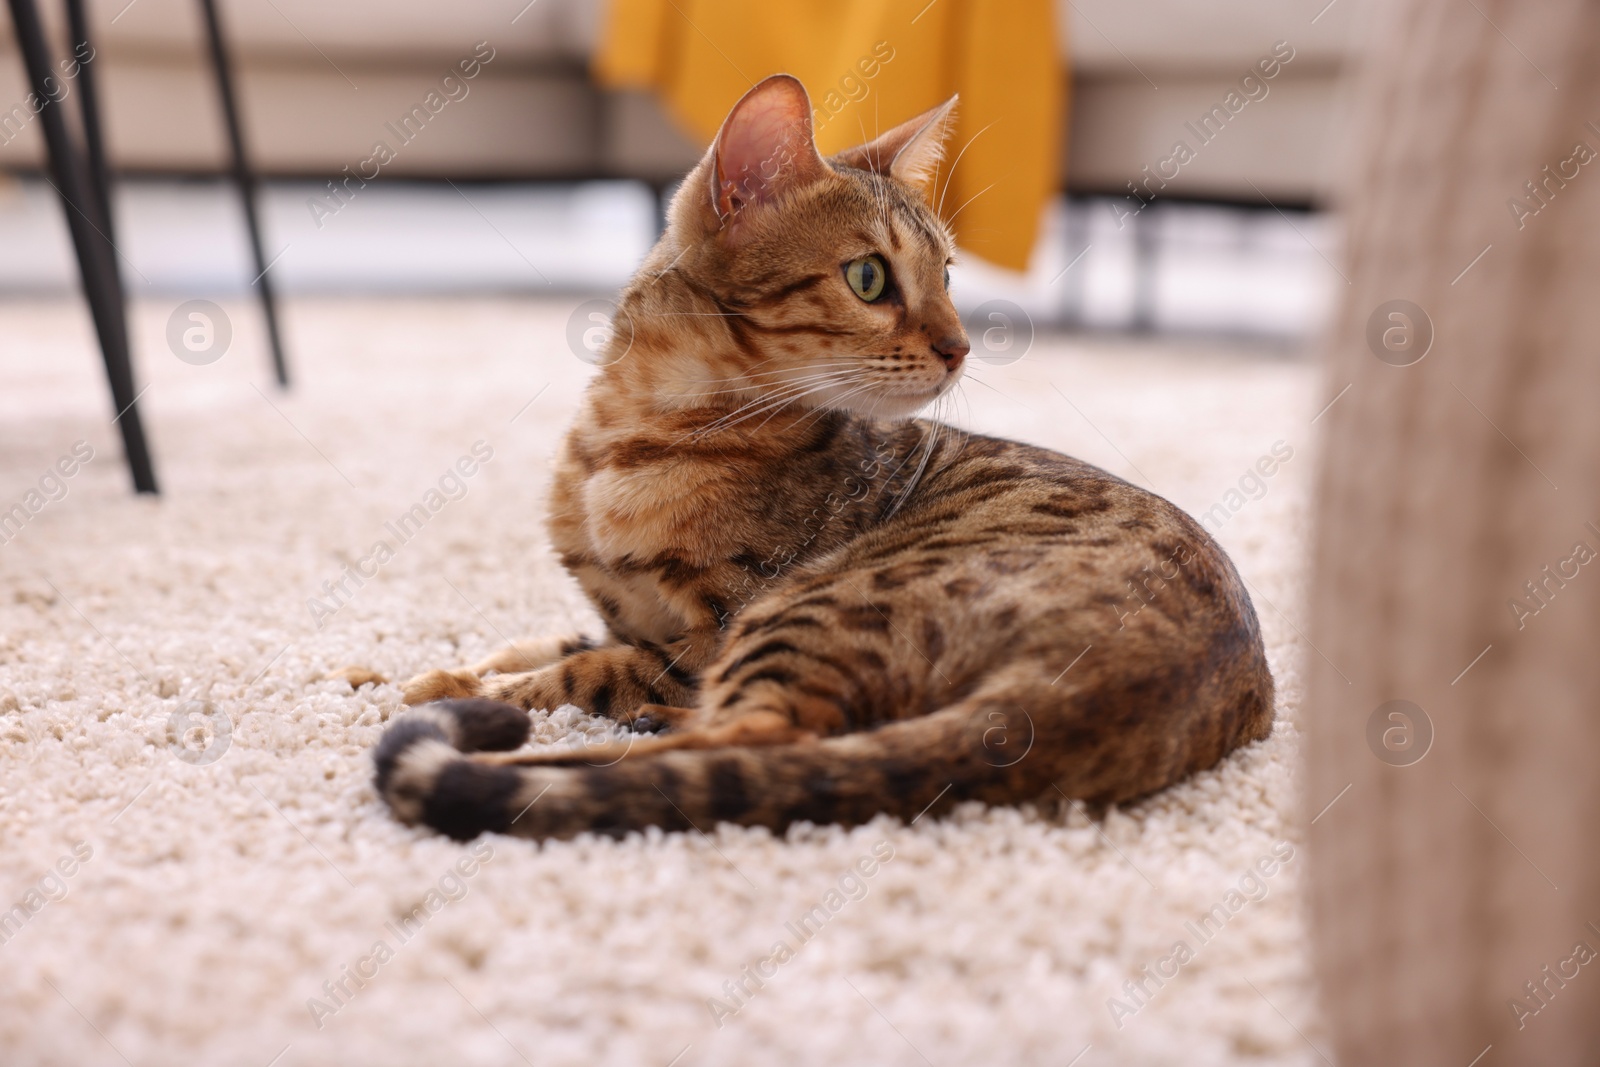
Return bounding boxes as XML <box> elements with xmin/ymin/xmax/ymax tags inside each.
<box><xmin>0</xmin><ymin>296</ymin><xmax>1323</xmax><ymax>1066</ymax></box>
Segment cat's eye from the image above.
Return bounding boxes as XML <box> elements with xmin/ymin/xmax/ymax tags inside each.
<box><xmin>845</xmin><ymin>255</ymin><xmax>888</xmax><ymax>302</ymax></box>
<box><xmin>943</xmin><ymin>266</ymin><xmax>951</xmax><ymax>289</ymax></box>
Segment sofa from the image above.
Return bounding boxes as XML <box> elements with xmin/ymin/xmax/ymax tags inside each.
<box><xmin>0</xmin><ymin>0</ymin><xmax>1365</xmax><ymax>205</ymax></box>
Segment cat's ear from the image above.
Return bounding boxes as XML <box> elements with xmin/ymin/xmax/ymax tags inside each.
<box><xmin>708</xmin><ymin>74</ymin><xmax>829</xmax><ymax>237</ymax></box>
<box><xmin>831</xmin><ymin>96</ymin><xmax>958</xmax><ymax>197</ymax></box>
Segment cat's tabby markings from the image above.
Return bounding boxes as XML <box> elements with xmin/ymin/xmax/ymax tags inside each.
<box><xmin>374</xmin><ymin>75</ymin><xmax>1273</xmax><ymax>841</ymax></box>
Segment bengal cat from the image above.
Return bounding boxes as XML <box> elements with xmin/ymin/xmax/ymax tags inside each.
<box><xmin>374</xmin><ymin>75</ymin><xmax>1273</xmax><ymax>841</ymax></box>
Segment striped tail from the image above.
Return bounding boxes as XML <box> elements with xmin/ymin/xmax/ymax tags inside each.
<box><xmin>373</xmin><ymin>698</ymin><xmax>1035</xmax><ymax>841</ymax></box>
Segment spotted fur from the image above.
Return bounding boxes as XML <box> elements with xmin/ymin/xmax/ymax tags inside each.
<box><xmin>376</xmin><ymin>75</ymin><xmax>1273</xmax><ymax>841</ymax></box>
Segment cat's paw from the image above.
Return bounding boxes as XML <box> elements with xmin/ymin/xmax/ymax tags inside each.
<box><xmin>627</xmin><ymin>704</ymin><xmax>697</xmax><ymax>733</ymax></box>
<box><xmin>402</xmin><ymin>668</ymin><xmax>484</xmax><ymax>705</ymax></box>
<box><xmin>329</xmin><ymin>665</ymin><xmax>389</xmax><ymax>689</ymax></box>
<box><xmin>477</xmin><ymin>672</ymin><xmax>547</xmax><ymax>709</ymax></box>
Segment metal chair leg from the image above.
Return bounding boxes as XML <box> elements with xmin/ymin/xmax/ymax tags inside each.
<box><xmin>1129</xmin><ymin>200</ymin><xmax>1158</xmax><ymax>333</ymax></box>
<box><xmin>198</xmin><ymin>0</ymin><xmax>289</xmax><ymax>387</ymax></box>
<box><xmin>64</xmin><ymin>0</ymin><xmax>113</xmax><ymax>237</ymax></box>
<box><xmin>7</xmin><ymin>0</ymin><xmax>158</xmax><ymax>493</ymax></box>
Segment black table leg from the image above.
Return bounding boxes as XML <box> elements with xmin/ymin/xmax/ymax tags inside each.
<box><xmin>198</xmin><ymin>0</ymin><xmax>290</xmax><ymax>388</ymax></box>
<box><xmin>7</xmin><ymin>0</ymin><xmax>158</xmax><ymax>493</ymax></box>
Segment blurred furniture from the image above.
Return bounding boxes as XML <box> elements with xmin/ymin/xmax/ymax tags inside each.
<box><xmin>0</xmin><ymin>0</ymin><xmax>1366</xmax><ymax>492</ymax></box>
<box><xmin>0</xmin><ymin>0</ymin><xmax>1362</xmax><ymax>205</ymax></box>
<box><xmin>3</xmin><ymin>0</ymin><xmax>291</xmax><ymax>493</ymax></box>
<box><xmin>5</xmin><ymin>0</ymin><xmax>156</xmax><ymax>491</ymax></box>
<box><xmin>198</xmin><ymin>0</ymin><xmax>288</xmax><ymax>388</ymax></box>
<box><xmin>1307</xmin><ymin>0</ymin><xmax>1600</xmax><ymax>1061</ymax></box>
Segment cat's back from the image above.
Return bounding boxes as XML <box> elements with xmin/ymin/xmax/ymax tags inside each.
<box><xmin>821</xmin><ymin>424</ymin><xmax>1272</xmax><ymax>723</ymax></box>
<box><xmin>860</xmin><ymin>423</ymin><xmax>1230</xmax><ymax>590</ymax></box>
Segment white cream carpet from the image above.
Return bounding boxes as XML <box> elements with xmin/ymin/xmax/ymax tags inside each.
<box><xmin>0</xmin><ymin>296</ymin><xmax>1324</xmax><ymax>1066</ymax></box>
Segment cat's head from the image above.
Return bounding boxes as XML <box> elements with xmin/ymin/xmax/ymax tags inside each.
<box><xmin>632</xmin><ymin>74</ymin><xmax>969</xmax><ymax>421</ymax></box>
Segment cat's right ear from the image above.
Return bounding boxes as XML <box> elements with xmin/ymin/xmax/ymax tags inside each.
<box><xmin>831</xmin><ymin>96</ymin><xmax>958</xmax><ymax>200</ymax></box>
<box><xmin>705</xmin><ymin>74</ymin><xmax>829</xmax><ymax>241</ymax></box>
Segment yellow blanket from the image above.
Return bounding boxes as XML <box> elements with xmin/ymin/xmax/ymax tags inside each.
<box><xmin>595</xmin><ymin>0</ymin><xmax>1064</xmax><ymax>271</ymax></box>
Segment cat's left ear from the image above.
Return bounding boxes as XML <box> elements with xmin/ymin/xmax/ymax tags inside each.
<box><xmin>831</xmin><ymin>96</ymin><xmax>958</xmax><ymax>198</ymax></box>
<box><xmin>709</xmin><ymin>74</ymin><xmax>830</xmax><ymax>239</ymax></box>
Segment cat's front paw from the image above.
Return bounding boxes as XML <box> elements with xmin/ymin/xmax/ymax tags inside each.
<box><xmin>628</xmin><ymin>704</ymin><xmax>697</xmax><ymax>734</ymax></box>
<box><xmin>329</xmin><ymin>665</ymin><xmax>389</xmax><ymax>689</ymax></box>
<box><xmin>402</xmin><ymin>668</ymin><xmax>483</xmax><ymax>705</ymax></box>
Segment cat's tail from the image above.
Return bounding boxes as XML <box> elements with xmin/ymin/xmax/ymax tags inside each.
<box><xmin>372</xmin><ymin>697</ymin><xmax>1064</xmax><ymax>841</ymax></box>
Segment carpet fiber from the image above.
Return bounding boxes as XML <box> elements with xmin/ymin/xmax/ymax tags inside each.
<box><xmin>0</xmin><ymin>297</ymin><xmax>1323</xmax><ymax>1066</ymax></box>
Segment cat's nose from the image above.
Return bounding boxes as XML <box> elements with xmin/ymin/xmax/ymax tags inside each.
<box><xmin>932</xmin><ymin>333</ymin><xmax>970</xmax><ymax>370</ymax></box>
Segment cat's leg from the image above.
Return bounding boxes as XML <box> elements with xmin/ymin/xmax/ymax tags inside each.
<box><xmin>469</xmin><ymin>634</ymin><xmax>608</xmax><ymax>677</ymax></box>
<box><xmin>466</xmin><ymin>584</ymin><xmax>912</xmax><ymax>763</ymax></box>
<box><xmin>435</xmin><ymin>621</ymin><xmax>880</xmax><ymax>767</ymax></box>
<box><xmin>479</xmin><ymin>636</ymin><xmax>711</xmax><ymax>720</ymax></box>
<box><xmin>409</xmin><ymin>633</ymin><xmax>721</xmax><ymax>726</ymax></box>
<box><xmin>402</xmin><ymin>574</ymin><xmax>957</xmax><ymax>768</ymax></box>
<box><xmin>402</xmin><ymin>668</ymin><xmax>483</xmax><ymax>704</ymax></box>
<box><xmin>401</xmin><ymin>634</ymin><xmax>609</xmax><ymax>704</ymax></box>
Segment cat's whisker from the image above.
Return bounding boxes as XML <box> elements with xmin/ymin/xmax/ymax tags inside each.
<box><xmin>962</xmin><ymin>372</ymin><xmax>1008</xmax><ymax>399</ymax></box>
<box><xmin>787</xmin><ymin>383</ymin><xmax>878</xmax><ymax>431</ymax></box>
<box><xmin>791</xmin><ymin>379</ymin><xmax>885</xmax><ymax>430</ymax></box>
<box><xmin>681</xmin><ymin>355</ymin><xmax>795</xmax><ymax>387</ymax></box>
<box><xmin>747</xmin><ymin>373</ymin><xmax>885</xmax><ymax>428</ymax></box>
<box><xmin>685</xmin><ymin>387</ymin><xmax>843</xmax><ymax>440</ymax></box>
<box><xmin>961</xmin><ymin>372</ymin><xmax>1037</xmax><ymax>419</ymax></box>
<box><xmin>855</xmin><ymin>107</ymin><xmax>895</xmax><ymax>233</ymax></box>
<box><xmin>697</xmin><ymin>367</ymin><xmax>859</xmax><ymax>403</ymax></box>
<box><xmin>686</xmin><ymin>356</ymin><xmax>857</xmax><ymax>383</ymax></box>
<box><xmin>677</xmin><ymin>372</ymin><xmax>869</xmax><ymax>442</ymax></box>
<box><xmin>683</xmin><ymin>358</ymin><xmax>781</xmax><ymax>385</ymax></box>
<box><xmin>679</xmin><ymin>348</ymin><xmax>869</xmax><ymax>391</ymax></box>
<box><xmin>950</xmin><ymin>382</ymin><xmax>977</xmax><ymax>444</ymax></box>
<box><xmin>684</xmin><ymin>379</ymin><xmax>853</xmax><ymax>401</ymax></box>
<box><xmin>731</xmin><ymin>375</ymin><xmax>876</xmax><ymax>429</ymax></box>
<box><xmin>884</xmin><ymin>398</ymin><xmax>946</xmax><ymax>518</ymax></box>
<box><xmin>935</xmin><ymin>121</ymin><xmax>995</xmax><ymax>221</ymax></box>
<box><xmin>717</xmin><ymin>392</ymin><xmax>854</xmax><ymax>441</ymax></box>
<box><xmin>681</xmin><ymin>374</ymin><xmax>858</xmax><ymax>403</ymax></box>
<box><xmin>762</xmin><ymin>389</ymin><xmax>861</xmax><ymax>434</ymax></box>
<box><xmin>641</xmin><ymin>311</ymin><xmax>749</xmax><ymax>318</ymax></box>
<box><xmin>684</xmin><ymin>362</ymin><xmax>862</xmax><ymax>394</ymax></box>
<box><xmin>856</xmin><ymin>107</ymin><xmax>875</xmax><ymax>168</ymax></box>
<box><xmin>942</xmin><ymin>183</ymin><xmax>996</xmax><ymax>228</ymax></box>
<box><xmin>694</xmin><ymin>369</ymin><xmax>866</xmax><ymax>415</ymax></box>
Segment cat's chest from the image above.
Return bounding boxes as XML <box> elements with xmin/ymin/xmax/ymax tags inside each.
<box><xmin>548</xmin><ymin>410</ymin><xmax>910</xmax><ymax>640</ymax></box>
<box><xmin>576</xmin><ymin>462</ymin><xmax>751</xmax><ymax>565</ymax></box>
<box><xmin>549</xmin><ymin>451</ymin><xmax>770</xmax><ymax>640</ymax></box>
